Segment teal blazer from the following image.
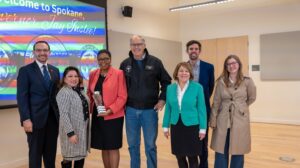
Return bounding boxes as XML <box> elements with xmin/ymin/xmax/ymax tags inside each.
<box><xmin>162</xmin><ymin>81</ymin><xmax>207</xmax><ymax>130</ymax></box>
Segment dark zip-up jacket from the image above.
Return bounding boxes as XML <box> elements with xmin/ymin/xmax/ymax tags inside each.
<box><xmin>120</xmin><ymin>49</ymin><xmax>171</xmax><ymax>109</ymax></box>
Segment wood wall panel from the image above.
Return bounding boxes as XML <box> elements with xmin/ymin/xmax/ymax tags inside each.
<box><xmin>216</xmin><ymin>36</ymin><xmax>249</xmax><ymax>76</ymax></box>
<box><xmin>199</xmin><ymin>36</ymin><xmax>249</xmax><ymax>78</ymax></box>
<box><xmin>199</xmin><ymin>39</ymin><xmax>218</xmax><ymax>78</ymax></box>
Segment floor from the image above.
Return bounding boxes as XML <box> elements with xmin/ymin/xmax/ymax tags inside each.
<box><xmin>0</xmin><ymin>108</ymin><xmax>299</xmax><ymax>168</ymax></box>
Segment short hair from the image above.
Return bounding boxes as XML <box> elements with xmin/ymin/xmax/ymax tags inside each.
<box><xmin>173</xmin><ymin>62</ymin><xmax>194</xmax><ymax>81</ymax></box>
<box><xmin>186</xmin><ymin>40</ymin><xmax>201</xmax><ymax>51</ymax></box>
<box><xmin>33</xmin><ymin>41</ymin><xmax>50</xmax><ymax>51</ymax></box>
<box><xmin>130</xmin><ymin>35</ymin><xmax>145</xmax><ymax>44</ymax></box>
<box><xmin>60</xmin><ymin>66</ymin><xmax>83</xmax><ymax>88</ymax></box>
<box><xmin>97</xmin><ymin>49</ymin><xmax>111</xmax><ymax>58</ymax></box>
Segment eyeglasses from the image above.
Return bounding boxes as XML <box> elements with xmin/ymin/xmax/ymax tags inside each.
<box><xmin>130</xmin><ymin>43</ymin><xmax>144</xmax><ymax>48</ymax></box>
<box><xmin>97</xmin><ymin>57</ymin><xmax>110</xmax><ymax>61</ymax></box>
<box><xmin>226</xmin><ymin>62</ymin><xmax>238</xmax><ymax>67</ymax></box>
<box><xmin>35</xmin><ymin>49</ymin><xmax>49</xmax><ymax>52</ymax></box>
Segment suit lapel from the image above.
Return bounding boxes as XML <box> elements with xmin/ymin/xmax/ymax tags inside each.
<box><xmin>48</xmin><ymin>65</ymin><xmax>57</xmax><ymax>89</ymax></box>
<box><xmin>173</xmin><ymin>84</ymin><xmax>181</xmax><ymax>111</ymax></box>
<box><xmin>32</xmin><ymin>61</ymin><xmax>49</xmax><ymax>91</ymax></box>
<box><xmin>181</xmin><ymin>81</ymin><xmax>191</xmax><ymax>107</ymax></box>
<box><xmin>104</xmin><ymin>67</ymin><xmax>113</xmax><ymax>82</ymax></box>
<box><xmin>32</xmin><ymin>61</ymin><xmax>44</xmax><ymax>80</ymax></box>
<box><xmin>48</xmin><ymin>66</ymin><xmax>54</xmax><ymax>81</ymax></box>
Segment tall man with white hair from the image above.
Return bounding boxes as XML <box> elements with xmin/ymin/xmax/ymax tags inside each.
<box><xmin>120</xmin><ymin>35</ymin><xmax>171</xmax><ymax>168</ymax></box>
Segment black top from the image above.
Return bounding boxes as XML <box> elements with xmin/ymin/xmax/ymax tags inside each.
<box><xmin>119</xmin><ymin>49</ymin><xmax>171</xmax><ymax>109</ymax></box>
<box><xmin>72</xmin><ymin>87</ymin><xmax>89</xmax><ymax>121</ymax></box>
<box><xmin>94</xmin><ymin>74</ymin><xmax>106</xmax><ymax>105</ymax></box>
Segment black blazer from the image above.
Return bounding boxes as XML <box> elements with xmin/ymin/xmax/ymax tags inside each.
<box><xmin>17</xmin><ymin>61</ymin><xmax>60</xmax><ymax>129</ymax></box>
<box><xmin>198</xmin><ymin>60</ymin><xmax>215</xmax><ymax>117</ymax></box>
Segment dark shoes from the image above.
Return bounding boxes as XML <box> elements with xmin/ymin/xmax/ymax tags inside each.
<box><xmin>61</xmin><ymin>159</ymin><xmax>85</xmax><ymax>168</ymax></box>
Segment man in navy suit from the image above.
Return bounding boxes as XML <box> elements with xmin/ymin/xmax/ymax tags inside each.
<box><xmin>17</xmin><ymin>41</ymin><xmax>60</xmax><ymax>168</ymax></box>
<box><xmin>187</xmin><ymin>40</ymin><xmax>215</xmax><ymax>168</ymax></box>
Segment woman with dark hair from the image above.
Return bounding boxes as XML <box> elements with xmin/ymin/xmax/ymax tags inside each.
<box><xmin>88</xmin><ymin>49</ymin><xmax>127</xmax><ymax>168</ymax></box>
<box><xmin>162</xmin><ymin>62</ymin><xmax>207</xmax><ymax>168</ymax></box>
<box><xmin>56</xmin><ymin>66</ymin><xmax>90</xmax><ymax>168</ymax></box>
<box><xmin>209</xmin><ymin>55</ymin><xmax>256</xmax><ymax>168</ymax></box>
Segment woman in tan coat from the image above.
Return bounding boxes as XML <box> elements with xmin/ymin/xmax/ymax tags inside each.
<box><xmin>209</xmin><ymin>55</ymin><xmax>256</xmax><ymax>168</ymax></box>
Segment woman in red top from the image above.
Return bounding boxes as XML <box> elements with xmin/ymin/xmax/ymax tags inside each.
<box><xmin>88</xmin><ymin>49</ymin><xmax>127</xmax><ymax>168</ymax></box>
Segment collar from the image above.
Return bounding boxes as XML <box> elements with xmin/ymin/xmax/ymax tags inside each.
<box><xmin>176</xmin><ymin>80</ymin><xmax>190</xmax><ymax>90</ymax></box>
<box><xmin>129</xmin><ymin>48</ymin><xmax>149</xmax><ymax>60</ymax></box>
<box><xmin>98</xmin><ymin>66</ymin><xmax>113</xmax><ymax>78</ymax></box>
<box><xmin>35</xmin><ymin>60</ymin><xmax>48</xmax><ymax>68</ymax></box>
<box><xmin>188</xmin><ymin>59</ymin><xmax>200</xmax><ymax>68</ymax></box>
<box><xmin>134</xmin><ymin>53</ymin><xmax>146</xmax><ymax>61</ymax></box>
<box><xmin>195</xmin><ymin>60</ymin><xmax>200</xmax><ymax>66</ymax></box>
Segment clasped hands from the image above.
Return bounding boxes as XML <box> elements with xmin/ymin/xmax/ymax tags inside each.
<box><xmin>163</xmin><ymin>129</ymin><xmax>206</xmax><ymax>140</ymax></box>
<box><xmin>97</xmin><ymin>106</ymin><xmax>112</xmax><ymax>117</ymax></box>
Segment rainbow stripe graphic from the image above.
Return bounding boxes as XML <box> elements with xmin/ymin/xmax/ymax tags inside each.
<box><xmin>0</xmin><ymin>0</ymin><xmax>106</xmax><ymax>101</ymax></box>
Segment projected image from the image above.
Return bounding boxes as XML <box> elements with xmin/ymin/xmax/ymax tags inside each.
<box><xmin>0</xmin><ymin>0</ymin><xmax>107</xmax><ymax>105</ymax></box>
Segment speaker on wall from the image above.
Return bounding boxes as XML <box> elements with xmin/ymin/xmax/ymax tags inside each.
<box><xmin>122</xmin><ymin>6</ymin><xmax>133</xmax><ymax>17</ymax></box>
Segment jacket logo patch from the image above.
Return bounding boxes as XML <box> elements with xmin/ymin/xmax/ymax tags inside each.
<box><xmin>145</xmin><ymin>65</ymin><xmax>153</xmax><ymax>70</ymax></box>
<box><xmin>125</xmin><ymin>65</ymin><xmax>132</xmax><ymax>73</ymax></box>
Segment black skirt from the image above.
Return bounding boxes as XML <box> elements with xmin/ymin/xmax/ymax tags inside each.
<box><xmin>171</xmin><ymin>116</ymin><xmax>202</xmax><ymax>156</ymax></box>
<box><xmin>91</xmin><ymin>108</ymin><xmax>124</xmax><ymax>150</ymax></box>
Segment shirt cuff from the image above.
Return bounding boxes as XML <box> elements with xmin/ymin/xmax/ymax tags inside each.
<box><xmin>199</xmin><ymin>129</ymin><xmax>206</xmax><ymax>134</ymax></box>
<box><xmin>163</xmin><ymin>127</ymin><xmax>169</xmax><ymax>132</ymax></box>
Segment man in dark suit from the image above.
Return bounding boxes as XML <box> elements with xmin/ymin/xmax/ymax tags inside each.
<box><xmin>17</xmin><ymin>41</ymin><xmax>60</xmax><ymax>168</ymax></box>
<box><xmin>187</xmin><ymin>40</ymin><xmax>215</xmax><ymax>168</ymax></box>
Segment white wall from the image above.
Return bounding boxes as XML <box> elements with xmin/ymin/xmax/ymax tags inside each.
<box><xmin>107</xmin><ymin>0</ymin><xmax>180</xmax><ymax>42</ymax></box>
<box><xmin>180</xmin><ymin>3</ymin><xmax>300</xmax><ymax>124</ymax></box>
<box><xmin>107</xmin><ymin>0</ymin><xmax>182</xmax><ymax>122</ymax></box>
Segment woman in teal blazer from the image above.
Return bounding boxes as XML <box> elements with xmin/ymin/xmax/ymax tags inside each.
<box><xmin>163</xmin><ymin>62</ymin><xmax>207</xmax><ymax>168</ymax></box>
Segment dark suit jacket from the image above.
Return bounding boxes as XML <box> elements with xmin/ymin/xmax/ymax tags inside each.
<box><xmin>198</xmin><ymin>60</ymin><xmax>215</xmax><ymax>117</ymax></box>
<box><xmin>17</xmin><ymin>61</ymin><xmax>60</xmax><ymax>129</ymax></box>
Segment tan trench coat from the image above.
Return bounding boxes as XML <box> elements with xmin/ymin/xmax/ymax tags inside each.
<box><xmin>209</xmin><ymin>77</ymin><xmax>256</xmax><ymax>155</ymax></box>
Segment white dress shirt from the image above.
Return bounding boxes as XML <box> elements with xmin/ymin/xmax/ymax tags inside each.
<box><xmin>36</xmin><ymin>60</ymin><xmax>50</xmax><ymax>76</ymax></box>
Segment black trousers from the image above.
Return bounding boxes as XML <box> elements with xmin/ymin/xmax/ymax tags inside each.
<box><xmin>176</xmin><ymin>155</ymin><xmax>198</xmax><ymax>168</ymax></box>
<box><xmin>27</xmin><ymin>110</ymin><xmax>58</xmax><ymax>168</ymax></box>
<box><xmin>199</xmin><ymin>128</ymin><xmax>209</xmax><ymax>168</ymax></box>
<box><xmin>61</xmin><ymin>159</ymin><xmax>85</xmax><ymax>168</ymax></box>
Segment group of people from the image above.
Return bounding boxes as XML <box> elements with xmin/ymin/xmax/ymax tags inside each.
<box><xmin>17</xmin><ymin>35</ymin><xmax>256</xmax><ymax>168</ymax></box>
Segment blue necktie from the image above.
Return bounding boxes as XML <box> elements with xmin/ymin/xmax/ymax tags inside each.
<box><xmin>42</xmin><ymin>65</ymin><xmax>51</xmax><ymax>89</ymax></box>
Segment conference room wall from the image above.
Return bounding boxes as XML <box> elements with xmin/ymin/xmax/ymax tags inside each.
<box><xmin>4</xmin><ymin>1</ymin><xmax>300</xmax><ymax>167</ymax></box>
<box><xmin>107</xmin><ymin>30</ymin><xmax>182</xmax><ymax>122</ymax></box>
<box><xmin>107</xmin><ymin>0</ymin><xmax>180</xmax><ymax>42</ymax></box>
<box><xmin>0</xmin><ymin>1</ymin><xmax>181</xmax><ymax>167</ymax></box>
<box><xmin>107</xmin><ymin>0</ymin><xmax>182</xmax><ymax>122</ymax></box>
<box><xmin>180</xmin><ymin>2</ymin><xmax>300</xmax><ymax>125</ymax></box>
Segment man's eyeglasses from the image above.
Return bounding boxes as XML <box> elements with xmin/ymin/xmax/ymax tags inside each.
<box><xmin>35</xmin><ymin>49</ymin><xmax>49</xmax><ymax>52</ymax></box>
<box><xmin>130</xmin><ymin>43</ymin><xmax>144</xmax><ymax>48</ymax></box>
